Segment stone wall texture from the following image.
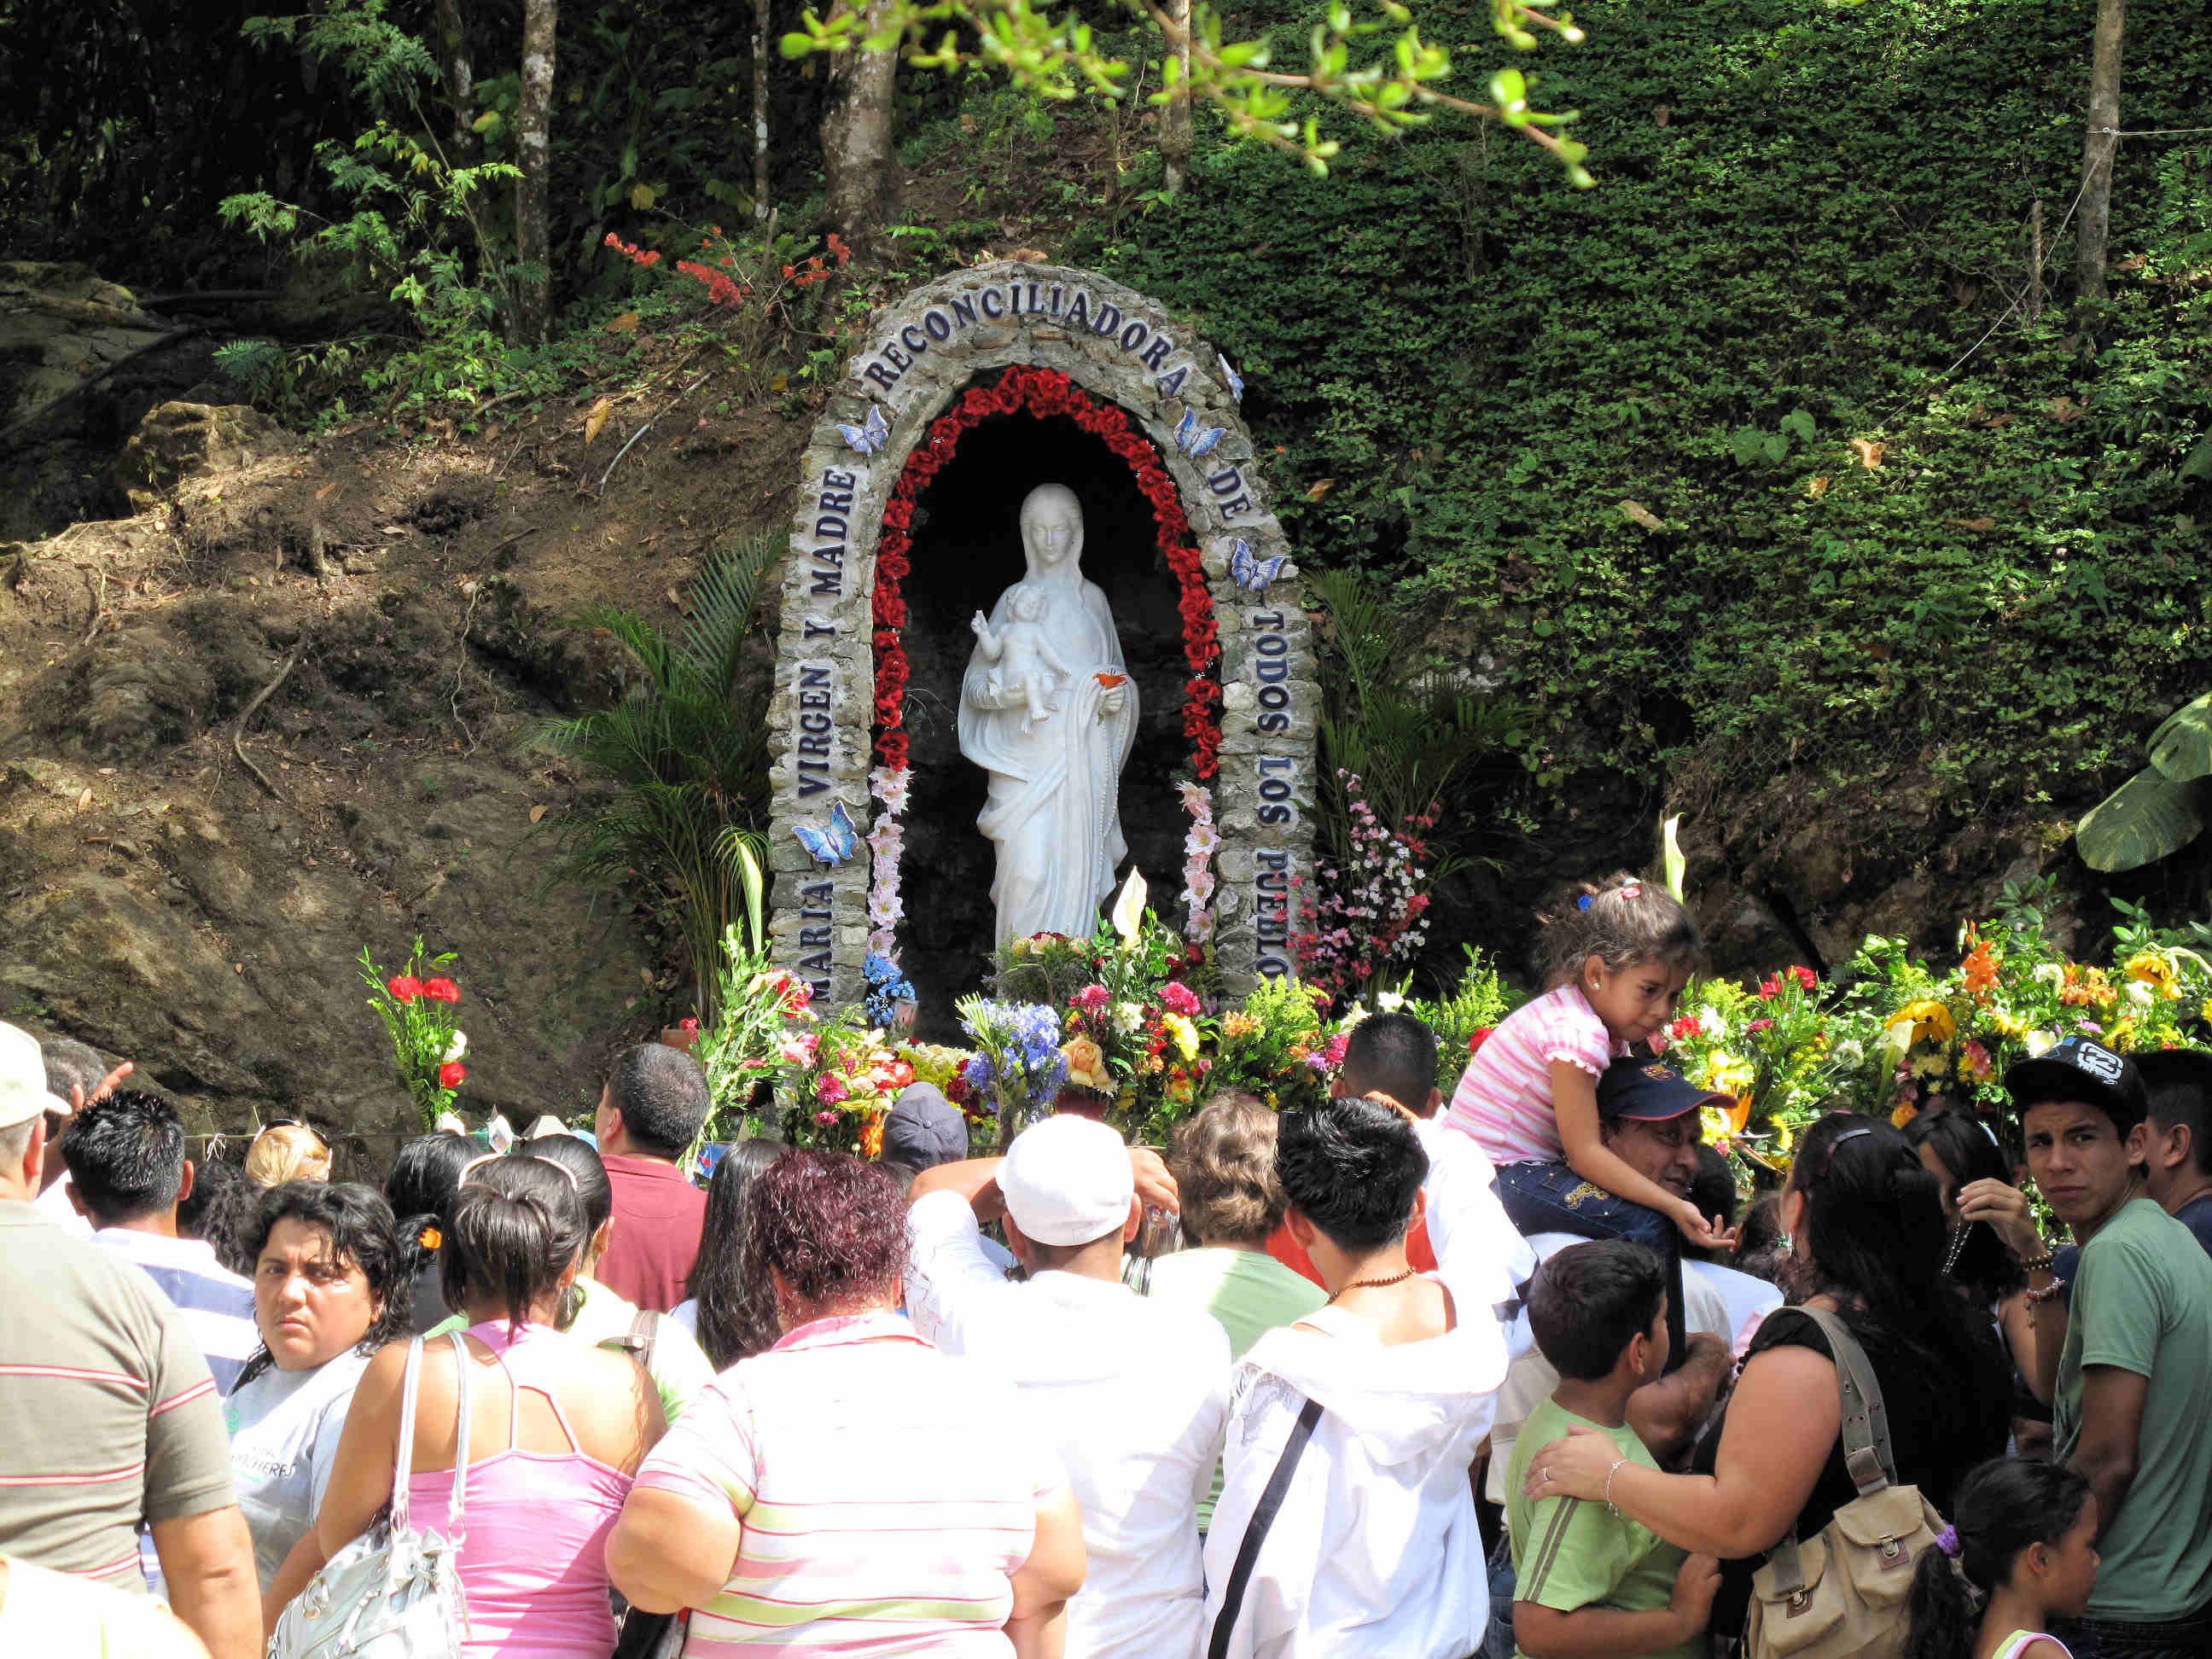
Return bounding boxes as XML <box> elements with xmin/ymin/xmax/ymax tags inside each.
<box><xmin>768</xmin><ymin>262</ymin><xmax>1317</xmax><ymax>1006</ymax></box>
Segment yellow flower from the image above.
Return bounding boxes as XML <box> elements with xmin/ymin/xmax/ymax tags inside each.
<box><xmin>1163</xmin><ymin>1014</ymin><xmax>1200</xmax><ymax>1062</ymax></box>
<box><xmin>1774</xmin><ymin>1121</ymin><xmax>1795</xmax><ymax>1155</ymax></box>
<box><xmin>1701</xmin><ymin>1106</ymin><xmax>1734</xmax><ymax>1148</ymax></box>
<box><xmin>2110</xmin><ymin>1018</ymin><xmax>2139</xmax><ymax>1051</ymax></box>
<box><xmin>1890</xmin><ymin>999</ymin><xmax>1958</xmax><ymax>1045</ymax></box>
<box><xmin>1985</xmin><ymin>1008</ymin><xmax>2026</xmax><ymax>1039</ymax></box>
<box><xmin>2125</xmin><ymin>953</ymin><xmax>2180</xmax><ymax>999</ymax></box>
<box><xmin>1891</xmin><ymin>1102</ymin><xmax>1919</xmax><ymax>1128</ymax></box>
<box><xmin>1221</xmin><ymin>1013</ymin><xmax>1261</xmax><ymax>1042</ymax></box>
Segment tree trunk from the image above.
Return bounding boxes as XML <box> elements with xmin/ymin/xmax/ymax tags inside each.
<box><xmin>431</xmin><ymin>0</ymin><xmax>476</xmax><ymax>161</ymax></box>
<box><xmin>823</xmin><ymin>0</ymin><xmax>899</xmax><ymax>242</ymax></box>
<box><xmin>514</xmin><ymin>0</ymin><xmax>558</xmax><ymax>344</ymax></box>
<box><xmin>2073</xmin><ymin>0</ymin><xmax>2125</xmax><ymax>300</ymax></box>
<box><xmin>752</xmin><ymin>0</ymin><xmax>772</xmax><ymax>221</ymax></box>
<box><xmin>1159</xmin><ymin>0</ymin><xmax>1194</xmax><ymax>195</ymax></box>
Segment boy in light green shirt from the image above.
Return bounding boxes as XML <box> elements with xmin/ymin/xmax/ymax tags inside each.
<box><xmin>1506</xmin><ymin>1240</ymin><xmax>1718</xmax><ymax>1659</ymax></box>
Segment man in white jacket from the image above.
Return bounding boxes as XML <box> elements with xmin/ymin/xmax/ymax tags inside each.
<box><xmin>1204</xmin><ymin>1096</ymin><xmax>1512</xmax><ymax>1659</ymax></box>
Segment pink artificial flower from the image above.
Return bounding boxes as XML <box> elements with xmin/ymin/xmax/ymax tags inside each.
<box><xmin>817</xmin><ymin>1073</ymin><xmax>850</xmax><ymax>1104</ymax></box>
<box><xmin>1072</xmin><ymin>984</ymin><xmax>1110</xmax><ymax>1010</ymax></box>
<box><xmin>780</xmin><ymin>1032</ymin><xmax>820</xmax><ymax>1066</ymax></box>
<box><xmin>1160</xmin><ymin>981</ymin><xmax>1201</xmax><ymax>1016</ymax></box>
<box><xmin>815</xmin><ymin>1109</ymin><xmax>839</xmax><ymax>1126</ymax></box>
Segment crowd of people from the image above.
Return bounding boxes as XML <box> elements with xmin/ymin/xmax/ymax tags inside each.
<box><xmin>1</xmin><ymin>878</ymin><xmax>2209</xmax><ymax>1657</ymax></box>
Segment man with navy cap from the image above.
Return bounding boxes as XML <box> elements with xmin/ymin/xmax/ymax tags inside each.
<box><xmin>2004</xmin><ymin>1035</ymin><xmax>2212</xmax><ymax>1659</ymax></box>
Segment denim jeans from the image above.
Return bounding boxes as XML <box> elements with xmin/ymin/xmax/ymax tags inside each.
<box><xmin>1483</xmin><ymin>1527</ymin><xmax>1518</xmax><ymax>1659</ymax></box>
<box><xmin>1493</xmin><ymin>1161</ymin><xmax>1686</xmax><ymax>1369</ymax></box>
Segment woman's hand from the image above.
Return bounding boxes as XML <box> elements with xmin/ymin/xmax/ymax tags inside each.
<box><xmin>1672</xmin><ymin>1200</ymin><xmax>1740</xmax><ymax>1253</ymax></box>
<box><xmin>1521</xmin><ymin>1424</ymin><xmax>1623</xmax><ymax>1504</ymax></box>
<box><xmin>1956</xmin><ymin>1177</ymin><xmax>2046</xmax><ymax>1263</ymax></box>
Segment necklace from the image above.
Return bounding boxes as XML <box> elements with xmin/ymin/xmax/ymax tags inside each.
<box><xmin>1330</xmin><ymin>1267</ymin><xmax>1416</xmax><ymax>1300</ymax></box>
<box><xmin>1941</xmin><ymin>1221</ymin><xmax>1972</xmax><ymax>1277</ymax></box>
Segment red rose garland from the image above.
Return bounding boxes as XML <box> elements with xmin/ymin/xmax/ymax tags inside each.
<box><xmin>870</xmin><ymin>364</ymin><xmax>1222</xmax><ymax>781</ymax></box>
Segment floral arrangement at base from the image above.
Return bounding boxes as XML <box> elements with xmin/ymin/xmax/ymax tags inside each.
<box><xmin>358</xmin><ymin>936</ymin><xmax>467</xmax><ymax>1127</ymax></box>
<box><xmin>1208</xmin><ymin>975</ymin><xmax>1348</xmax><ymax>1114</ymax></box>
<box><xmin>958</xmin><ymin>998</ymin><xmax>1069</xmax><ymax>1144</ymax></box>
<box><xmin>782</xmin><ymin>1004</ymin><xmax>911</xmax><ymax>1154</ymax></box>
<box><xmin>1295</xmin><ymin>771</ymin><xmax>1435</xmax><ymax>1010</ymax></box>
<box><xmin>698</xmin><ymin>929</ymin><xmax>818</xmax><ymax>1138</ymax></box>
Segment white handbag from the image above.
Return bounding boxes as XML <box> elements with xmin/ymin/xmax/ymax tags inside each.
<box><xmin>267</xmin><ymin>1332</ymin><xmax>474</xmax><ymax>1658</ymax></box>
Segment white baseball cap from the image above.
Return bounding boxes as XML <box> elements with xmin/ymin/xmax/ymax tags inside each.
<box><xmin>1001</xmin><ymin>1115</ymin><xmax>1135</xmax><ymax>1248</ymax></box>
<box><xmin>0</xmin><ymin>1023</ymin><xmax>50</xmax><ymax>1132</ymax></box>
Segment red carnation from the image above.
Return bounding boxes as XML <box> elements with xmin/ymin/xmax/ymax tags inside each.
<box><xmin>422</xmin><ymin>978</ymin><xmax>460</xmax><ymax>1003</ymax></box>
<box><xmin>439</xmin><ymin>1061</ymin><xmax>467</xmax><ymax>1089</ymax></box>
<box><xmin>1791</xmin><ymin>965</ymin><xmax>1819</xmax><ymax>991</ymax></box>
<box><xmin>1465</xmin><ymin>1025</ymin><xmax>1495</xmax><ymax>1056</ymax></box>
<box><xmin>387</xmin><ymin>975</ymin><xmax>424</xmax><ymax>1003</ymax></box>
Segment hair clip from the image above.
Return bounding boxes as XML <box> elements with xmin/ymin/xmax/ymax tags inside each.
<box><xmin>1577</xmin><ymin>894</ymin><xmax>1594</xmax><ymax>911</ymax></box>
<box><xmin>1935</xmin><ymin>1525</ymin><xmax>1960</xmax><ymax>1559</ymax></box>
<box><xmin>1619</xmin><ymin>884</ymin><xmax>1643</xmax><ymax>900</ymax></box>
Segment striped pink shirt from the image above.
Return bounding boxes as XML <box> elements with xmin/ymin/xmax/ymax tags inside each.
<box><xmin>634</xmin><ymin>1310</ymin><xmax>1061</xmax><ymax>1656</ymax></box>
<box><xmin>1446</xmin><ymin>984</ymin><xmax>1628</xmax><ymax>1165</ymax></box>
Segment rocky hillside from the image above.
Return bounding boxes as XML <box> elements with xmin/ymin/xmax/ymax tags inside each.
<box><xmin>1</xmin><ymin>280</ymin><xmax>811</xmax><ymax>1163</ymax></box>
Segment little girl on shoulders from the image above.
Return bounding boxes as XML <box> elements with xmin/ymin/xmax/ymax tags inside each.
<box><xmin>1447</xmin><ymin>871</ymin><xmax>1727</xmax><ymax>1254</ymax></box>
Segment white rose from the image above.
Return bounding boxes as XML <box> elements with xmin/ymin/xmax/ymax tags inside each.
<box><xmin>443</xmin><ymin>1030</ymin><xmax>469</xmax><ymax>1063</ymax></box>
<box><xmin>2127</xmin><ymin>981</ymin><xmax>2154</xmax><ymax>1009</ymax></box>
<box><xmin>1113</xmin><ymin>1001</ymin><xmax>1144</xmax><ymax>1034</ymax></box>
<box><xmin>2025</xmin><ymin>1029</ymin><xmax>2057</xmax><ymax>1057</ymax></box>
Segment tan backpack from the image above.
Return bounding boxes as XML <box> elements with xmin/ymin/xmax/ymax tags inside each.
<box><xmin>1743</xmin><ymin>1307</ymin><xmax>1948</xmax><ymax>1659</ymax></box>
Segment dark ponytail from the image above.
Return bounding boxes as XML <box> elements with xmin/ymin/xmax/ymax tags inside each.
<box><xmin>1903</xmin><ymin>1458</ymin><xmax>2093</xmax><ymax>1659</ymax></box>
<box><xmin>384</xmin><ymin>1132</ymin><xmax>474</xmax><ymax>1278</ymax></box>
<box><xmin>439</xmin><ymin>1155</ymin><xmax>591</xmax><ymax>1334</ymax></box>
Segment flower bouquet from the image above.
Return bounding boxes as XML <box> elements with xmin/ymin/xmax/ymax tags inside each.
<box><xmin>958</xmin><ymin>997</ymin><xmax>1068</xmax><ymax>1144</ymax></box>
<box><xmin>1208</xmin><ymin>975</ymin><xmax>1345</xmax><ymax>1114</ymax></box>
<box><xmin>784</xmin><ymin>1005</ymin><xmax>911</xmax><ymax>1154</ymax></box>
<box><xmin>1659</xmin><ymin>965</ymin><xmax>1842</xmax><ymax>1173</ymax></box>
<box><xmin>1403</xmin><ymin>946</ymin><xmax>1520</xmax><ymax>1096</ymax></box>
<box><xmin>359</xmin><ymin>937</ymin><xmax>468</xmax><ymax>1127</ymax></box>
<box><xmin>698</xmin><ymin>928</ymin><xmax>818</xmax><ymax>1138</ymax></box>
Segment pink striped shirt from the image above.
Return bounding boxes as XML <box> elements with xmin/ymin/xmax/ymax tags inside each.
<box><xmin>1446</xmin><ymin>984</ymin><xmax>1627</xmax><ymax>1164</ymax></box>
<box><xmin>635</xmin><ymin>1311</ymin><xmax>1060</xmax><ymax>1656</ymax></box>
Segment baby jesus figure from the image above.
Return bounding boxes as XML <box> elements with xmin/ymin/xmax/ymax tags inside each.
<box><xmin>969</xmin><ymin>582</ymin><xmax>1074</xmax><ymax>731</ymax></box>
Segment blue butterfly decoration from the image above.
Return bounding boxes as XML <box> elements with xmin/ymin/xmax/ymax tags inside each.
<box><xmin>794</xmin><ymin>799</ymin><xmax>860</xmax><ymax>866</ymax></box>
<box><xmin>1218</xmin><ymin>353</ymin><xmax>1244</xmax><ymax>403</ymax></box>
<box><xmin>836</xmin><ymin>404</ymin><xmax>889</xmax><ymax>456</ymax></box>
<box><xmin>1174</xmin><ymin>408</ymin><xmax>1227</xmax><ymax>459</ymax></box>
<box><xmin>1230</xmin><ymin>539</ymin><xmax>1288</xmax><ymax>595</ymax></box>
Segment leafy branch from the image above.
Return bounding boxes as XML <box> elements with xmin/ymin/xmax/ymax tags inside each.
<box><xmin>782</xmin><ymin>0</ymin><xmax>1592</xmax><ymax>182</ymax></box>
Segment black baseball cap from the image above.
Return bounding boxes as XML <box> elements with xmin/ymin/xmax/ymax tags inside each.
<box><xmin>881</xmin><ymin>1083</ymin><xmax>969</xmax><ymax>1169</ymax></box>
<box><xmin>1598</xmin><ymin>1057</ymin><xmax>1731</xmax><ymax>1123</ymax></box>
<box><xmin>2003</xmin><ymin>1034</ymin><xmax>2149</xmax><ymax>1132</ymax></box>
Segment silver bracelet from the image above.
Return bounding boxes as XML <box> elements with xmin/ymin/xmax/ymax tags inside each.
<box><xmin>1605</xmin><ymin>1458</ymin><xmax>1631</xmax><ymax>1516</ymax></box>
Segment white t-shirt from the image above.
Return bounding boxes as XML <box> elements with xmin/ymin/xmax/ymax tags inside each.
<box><xmin>1482</xmin><ymin>1234</ymin><xmax>1784</xmax><ymax>1502</ymax></box>
<box><xmin>224</xmin><ymin>1349</ymin><xmax>373</xmax><ymax>1588</ymax></box>
<box><xmin>906</xmin><ymin>1190</ymin><xmax>1231</xmax><ymax>1659</ymax></box>
<box><xmin>0</xmin><ymin>1555</ymin><xmax>208</xmax><ymax>1657</ymax></box>
<box><xmin>33</xmin><ymin>1176</ymin><xmax>90</xmax><ymax>1237</ymax></box>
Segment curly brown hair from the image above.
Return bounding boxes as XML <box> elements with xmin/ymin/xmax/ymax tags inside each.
<box><xmin>751</xmin><ymin>1148</ymin><xmax>909</xmax><ymax>1318</ymax></box>
<box><xmin>1171</xmin><ymin>1092</ymin><xmax>1289</xmax><ymax>1248</ymax></box>
<box><xmin>1536</xmin><ymin>870</ymin><xmax>1701</xmax><ymax>989</ymax></box>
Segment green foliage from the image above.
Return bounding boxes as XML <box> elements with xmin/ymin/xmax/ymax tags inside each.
<box><xmin>1400</xmin><ymin>945</ymin><xmax>1521</xmax><ymax>1093</ymax></box>
<box><xmin>785</xmin><ymin>0</ymin><xmax>1593</xmax><ymax>180</ymax></box>
<box><xmin>525</xmin><ymin>533</ymin><xmax>779</xmax><ymax>1018</ymax></box>
<box><xmin>2076</xmin><ymin>690</ymin><xmax>2212</xmax><ymax>873</ymax></box>
<box><xmin>1083</xmin><ymin>0</ymin><xmax>2212</xmax><ymax>839</ymax></box>
<box><xmin>1308</xmin><ymin>563</ymin><xmax>1522</xmax><ymax>869</ymax></box>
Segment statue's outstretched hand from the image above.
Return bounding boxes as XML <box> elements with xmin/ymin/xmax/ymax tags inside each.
<box><xmin>969</xmin><ymin>611</ymin><xmax>990</xmax><ymax>637</ymax></box>
<box><xmin>1102</xmin><ymin>688</ymin><xmax>1126</xmax><ymax>716</ymax></box>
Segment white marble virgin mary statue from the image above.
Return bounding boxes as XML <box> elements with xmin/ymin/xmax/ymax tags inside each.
<box><xmin>958</xmin><ymin>483</ymin><xmax>1138</xmax><ymax>945</ymax></box>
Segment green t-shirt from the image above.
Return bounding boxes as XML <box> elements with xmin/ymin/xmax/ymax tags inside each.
<box><xmin>1506</xmin><ymin>1394</ymin><xmax>1694</xmax><ymax>1659</ymax></box>
<box><xmin>2052</xmin><ymin>1197</ymin><xmax>2212</xmax><ymax>1621</ymax></box>
<box><xmin>1139</xmin><ymin>1246</ymin><xmax>1327</xmax><ymax>1530</ymax></box>
<box><xmin>426</xmin><ymin>1276</ymin><xmax>714</xmax><ymax>1426</ymax></box>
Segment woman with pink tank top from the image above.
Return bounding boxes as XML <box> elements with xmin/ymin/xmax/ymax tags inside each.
<box><xmin>282</xmin><ymin>1154</ymin><xmax>666</xmax><ymax>1654</ymax></box>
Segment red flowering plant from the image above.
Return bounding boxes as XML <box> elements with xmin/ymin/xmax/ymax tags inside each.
<box><xmin>697</xmin><ymin>928</ymin><xmax>819</xmax><ymax>1139</ymax></box>
<box><xmin>358</xmin><ymin>936</ymin><xmax>468</xmax><ymax>1128</ymax></box>
<box><xmin>870</xmin><ymin>364</ymin><xmax>1222</xmax><ymax>823</ymax></box>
